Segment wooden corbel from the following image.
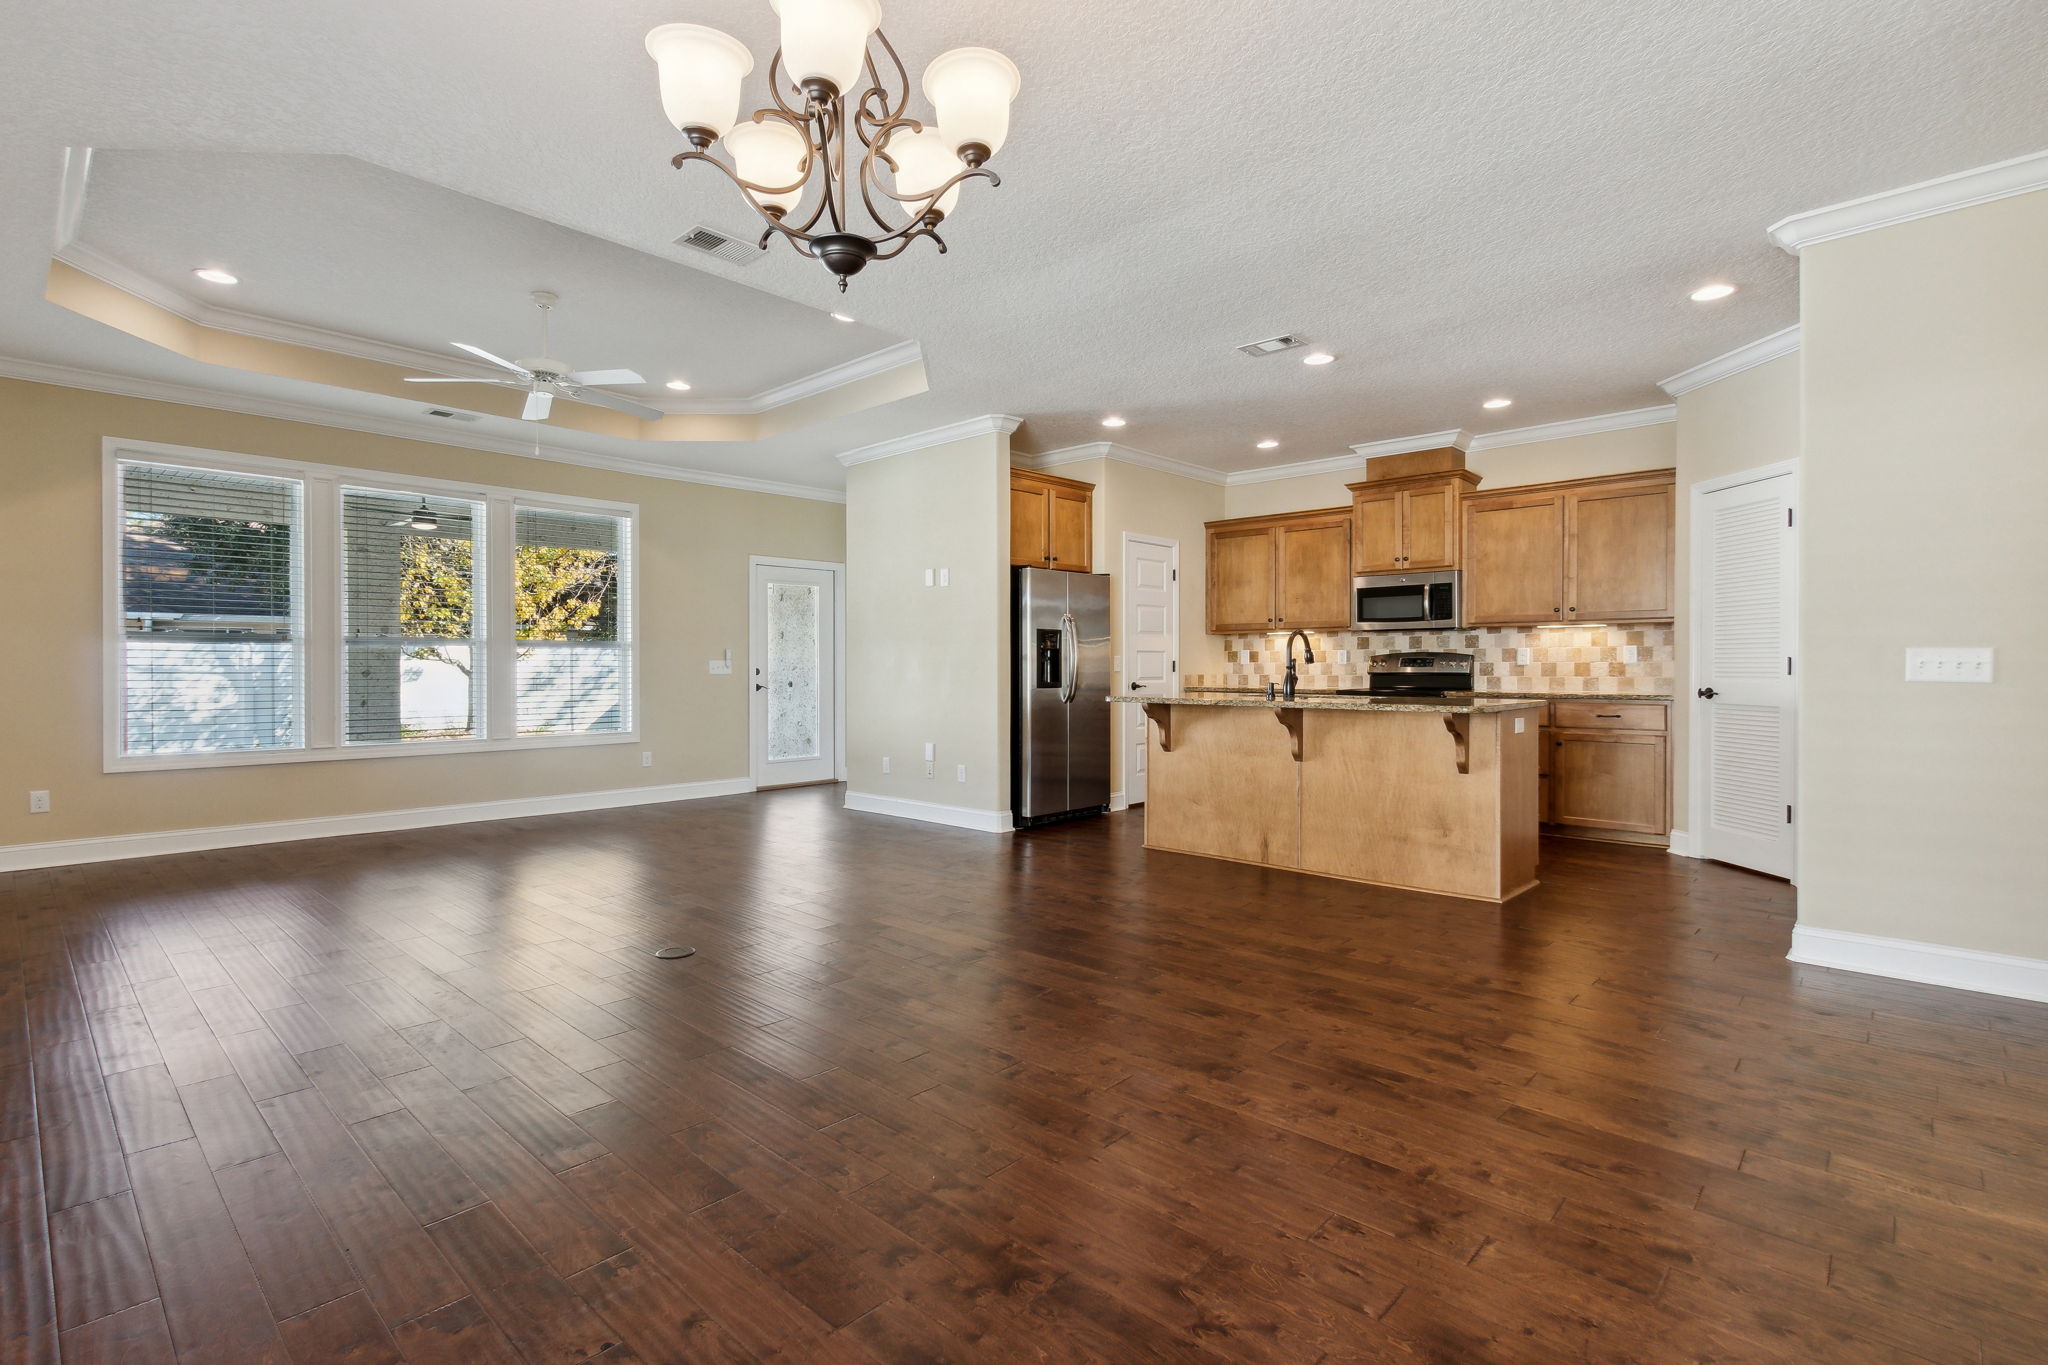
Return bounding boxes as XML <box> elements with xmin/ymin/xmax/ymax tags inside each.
<box><xmin>1274</xmin><ymin>707</ymin><xmax>1305</xmax><ymax>762</ymax></box>
<box><xmin>1142</xmin><ymin>702</ymin><xmax>1175</xmax><ymax>752</ymax></box>
<box><xmin>1443</xmin><ymin>714</ymin><xmax>1470</xmax><ymax>775</ymax></box>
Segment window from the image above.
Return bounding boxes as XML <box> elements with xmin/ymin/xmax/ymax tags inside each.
<box><xmin>342</xmin><ymin>488</ymin><xmax>486</xmax><ymax>744</ymax></box>
<box><xmin>117</xmin><ymin>462</ymin><xmax>304</xmax><ymax>756</ymax></box>
<box><xmin>107</xmin><ymin>442</ymin><xmax>637</xmax><ymax>770</ymax></box>
<box><xmin>514</xmin><ymin>507</ymin><xmax>630</xmax><ymax>735</ymax></box>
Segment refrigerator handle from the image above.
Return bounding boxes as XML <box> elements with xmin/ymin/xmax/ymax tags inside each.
<box><xmin>1059</xmin><ymin>612</ymin><xmax>1078</xmax><ymax>704</ymax></box>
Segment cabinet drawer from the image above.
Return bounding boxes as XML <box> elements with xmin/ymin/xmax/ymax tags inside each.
<box><xmin>1550</xmin><ymin>701</ymin><xmax>1667</xmax><ymax>732</ymax></box>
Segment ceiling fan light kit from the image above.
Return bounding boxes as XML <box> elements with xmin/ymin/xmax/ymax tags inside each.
<box><xmin>645</xmin><ymin>1</ymin><xmax>1020</xmax><ymax>290</ymax></box>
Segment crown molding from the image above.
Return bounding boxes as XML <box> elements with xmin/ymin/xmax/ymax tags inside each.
<box><xmin>1016</xmin><ymin>441</ymin><xmax>1228</xmax><ymax>486</ymax></box>
<box><xmin>1658</xmin><ymin>326</ymin><xmax>1801</xmax><ymax>396</ymax></box>
<box><xmin>1223</xmin><ymin>451</ymin><xmax>1377</xmax><ymax>486</ymax></box>
<box><xmin>836</xmin><ymin>413</ymin><xmax>1022</xmax><ymax>467</ymax></box>
<box><xmin>1349</xmin><ymin>429</ymin><xmax>1471</xmax><ymax>459</ymax></box>
<box><xmin>51</xmin><ymin>242</ymin><xmax>920</xmax><ymax>419</ymax></box>
<box><xmin>1465</xmin><ymin>403</ymin><xmax>1674</xmax><ymax>451</ymax></box>
<box><xmin>1768</xmin><ymin>146</ymin><xmax>2048</xmax><ymax>254</ymax></box>
<box><xmin>0</xmin><ymin>355</ymin><xmax>846</xmax><ymax>503</ymax></box>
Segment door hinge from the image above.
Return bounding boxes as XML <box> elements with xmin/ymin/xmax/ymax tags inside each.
<box><xmin>1171</xmin><ymin>568</ymin><xmax>1178</xmax><ymax>582</ymax></box>
<box><xmin>1171</xmin><ymin>661</ymin><xmax>1177</xmax><ymax>673</ymax></box>
<box><xmin>1787</xmin><ymin>656</ymin><xmax>1794</xmax><ymax>675</ymax></box>
<box><xmin>1787</xmin><ymin>804</ymin><xmax>1794</xmax><ymax>823</ymax></box>
<box><xmin>1787</xmin><ymin>508</ymin><xmax>1794</xmax><ymax>527</ymax></box>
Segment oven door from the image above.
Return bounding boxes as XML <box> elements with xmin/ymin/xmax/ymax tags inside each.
<box><xmin>1353</xmin><ymin>574</ymin><xmax>1457</xmax><ymax>630</ymax></box>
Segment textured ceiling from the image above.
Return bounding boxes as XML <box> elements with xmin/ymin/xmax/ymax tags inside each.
<box><xmin>3</xmin><ymin>0</ymin><xmax>2045</xmax><ymax>493</ymax></box>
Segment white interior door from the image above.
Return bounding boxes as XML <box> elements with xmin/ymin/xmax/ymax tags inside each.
<box><xmin>749</xmin><ymin>561</ymin><xmax>839</xmax><ymax>788</ymax></box>
<box><xmin>1695</xmin><ymin>470</ymin><xmax>1797</xmax><ymax>877</ymax></box>
<box><xmin>1120</xmin><ymin>534</ymin><xmax>1178</xmax><ymax>806</ymax></box>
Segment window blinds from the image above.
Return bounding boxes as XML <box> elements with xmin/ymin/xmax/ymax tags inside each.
<box><xmin>119</xmin><ymin>462</ymin><xmax>303</xmax><ymax>756</ymax></box>
<box><xmin>341</xmin><ymin>488</ymin><xmax>484</xmax><ymax>744</ymax></box>
<box><xmin>514</xmin><ymin>507</ymin><xmax>630</xmax><ymax>734</ymax></box>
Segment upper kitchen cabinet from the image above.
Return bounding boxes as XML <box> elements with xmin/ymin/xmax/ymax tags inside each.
<box><xmin>1463</xmin><ymin>470</ymin><xmax>1675</xmax><ymax>626</ymax></box>
<box><xmin>1347</xmin><ymin>471</ymin><xmax>1482</xmax><ymax>574</ymax></box>
<box><xmin>1010</xmin><ymin>469</ymin><xmax>1094</xmax><ymax>572</ymax></box>
<box><xmin>1204</xmin><ymin>509</ymin><xmax>1352</xmax><ymax>633</ymax></box>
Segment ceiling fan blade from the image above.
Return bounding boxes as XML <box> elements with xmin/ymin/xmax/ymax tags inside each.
<box><xmin>559</xmin><ymin>386</ymin><xmax>663</xmax><ymax>421</ymax></box>
<box><xmin>561</xmin><ymin>368</ymin><xmax>644</xmax><ymax>387</ymax></box>
<box><xmin>522</xmin><ymin>390</ymin><xmax>555</xmax><ymax>421</ymax></box>
<box><xmin>403</xmin><ymin>376</ymin><xmax>505</xmax><ymax>384</ymax></box>
<box><xmin>451</xmin><ymin>342</ymin><xmax>532</xmax><ymax>376</ymax></box>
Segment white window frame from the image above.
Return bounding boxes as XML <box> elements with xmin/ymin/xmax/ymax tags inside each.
<box><xmin>104</xmin><ymin>437</ymin><xmax>640</xmax><ymax>773</ymax></box>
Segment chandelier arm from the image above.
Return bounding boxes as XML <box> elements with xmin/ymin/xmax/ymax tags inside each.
<box><xmin>669</xmin><ymin>148</ymin><xmax>812</xmax><ymax>210</ymax></box>
<box><xmin>855</xmin><ymin>141</ymin><xmax>914</xmax><ymax>238</ymax></box>
<box><xmin>870</xmin><ymin>226</ymin><xmax>947</xmax><ymax>261</ymax></box>
<box><xmin>764</xmin><ymin>50</ymin><xmax>806</xmax><ymax>121</ymax></box>
<box><xmin>871</xmin><ymin>30</ymin><xmax>912</xmax><ymax>123</ymax></box>
<box><xmin>865</xmin><ymin>164</ymin><xmax>1001</xmax><ymax>214</ymax></box>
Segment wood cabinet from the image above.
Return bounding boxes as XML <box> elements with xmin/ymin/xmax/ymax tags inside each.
<box><xmin>1010</xmin><ymin>469</ymin><xmax>1094</xmax><ymax>572</ymax></box>
<box><xmin>1346</xmin><ymin>472</ymin><xmax>1480</xmax><ymax>575</ymax></box>
<box><xmin>1462</xmin><ymin>471</ymin><xmax>1674</xmax><ymax>626</ymax></box>
<box><xmin>1203</xmin><ymin>509</ymin><xmax>1352</xmax><ymax>633</ymax></box>
<box><xmin>1543</xmin><ymin>700</ymin><xmax>1669</xmax><ymax>841</ymax></box>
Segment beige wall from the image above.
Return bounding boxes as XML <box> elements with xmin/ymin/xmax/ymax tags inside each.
<box><xmin>844</xmin><ymin>432</ymin><xmax>1011</xmax><ymax>814</ymax></box>
<box><xmin>1797</xmin><ymin>190</ymin><xmax>2048</xmax><ymax>958</ymax></box>
<box><xmin>0</xmin><ymin>378</ymin><xmax>845</xmax><ymax>851</ymax></box>
<box><xmin>1671</xmin><ymin>353</ymin><xmax>1801</xmax><ymax>833</ymax></box>
<box><xmin>1220</xmin><ymin>423</ymin><xmax>1677</xmax><ymax>519</ymax></box>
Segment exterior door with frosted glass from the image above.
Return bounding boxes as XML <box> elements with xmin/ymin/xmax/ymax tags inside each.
<box><xmin>750</xmin><ymin>562</ymin><xmax>839</xmax><ymax>788</ymax></box>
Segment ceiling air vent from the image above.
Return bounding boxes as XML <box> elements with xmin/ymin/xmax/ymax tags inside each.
<box><xmin>1237</xmin><ymin>334</ymin><xmax>1306</xmax><ymax>357</ymax></box>
<box><xmin>675</xmin><ymin>225</ymin><xmax>763</xmax><ymax>265</ymax></box>
<box><xmin>423</xmin><ymin>407</ymin><xmax>481</xmax><ymax>421</ymax></box>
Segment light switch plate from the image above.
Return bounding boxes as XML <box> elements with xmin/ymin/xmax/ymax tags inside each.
<box><xmin>939</xmin><ymin>568</ymin><xmax>950</xmax><ymax>587</ymax></box>
<box><xmin>708</xmin><ymin>658</ymin><xmax>731</xmax><ymax>674</ymax></box>
<box><xmin>1905</xmin><ymin>647</ymin><xmax>1994</xmax><ymax>683</ymax></box>
<box><xmin>923</xmin><ymin>568</ymin><xmax>934</xmax><ymax>586</ymax></box>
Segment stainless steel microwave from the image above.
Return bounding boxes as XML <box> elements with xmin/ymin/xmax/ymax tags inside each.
<box><xmin>1353</xmin><ymin>570</ymin><xmax>1460</xmax><ymax>631</ymax></box>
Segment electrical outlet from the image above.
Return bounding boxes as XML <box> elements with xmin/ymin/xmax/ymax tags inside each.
<box><xmin>28</xmin><ymin>790</ymin><xmax>50</xmax><ymax>814</ymax></box>
<box><xmin>1513</xmin><ymin>717</ymin><xmax>1526</xmax><ymax>734</ymax></box>
<box><xmin>1516</xmin><ymin>647</ymin><xmax>1532</xmax><ymax>666</ymax></box>
<box><xmin>1906</xmin><ymin>647</ymin><xmax>1994</xmax><ymax>683</ymax></box>
<box><xmin>1622</xmin><ymin>644</ymin><xmax>1639</xmax><ymax>665</ymax></box>
<box><xmin>707</xmin><ymin>657</ymin><xmax>731</xmax><ymax>675</ymax></box>
<box><xmin>881</xmin><ymin>756</ymin><xmax>891</xmax><ymax>774</ymax></box>
<box><xmin>924</xmin><ymin>761</ymin><xmax>935</xmax><ymax>779</ymax></box>
<box><xmin>640</xmin><ymin>751</ymin><xmax>653</xmax><ymax>768</ymax></box>
<box><xmin>956</xmin><ymin>764</ymin><xmax>967</xmax><ymax>782</ymax></box>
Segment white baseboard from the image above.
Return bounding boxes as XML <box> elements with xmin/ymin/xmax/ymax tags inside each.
<box><xmin>1789</xmin><ymin>925</ymin><xmax>2048</xmax><ymax>1004</ymax></box>
<box><xmin>1109</xmin><ymin>791</ymin><xmax>1129</xmax><ymax>813</ymax></box>
<box><xmin>0</xmin><ymin>777</ymin><xmax>757</xmax><ymax>873</ymax></box>
<box><xmin>1665</xmin><ymin>828</ymin><xmax>1696</xmax><ymax>857</ymax></box>
<box><xmin>842</xmin><ymin>790</ymin><xmax>1013</xmax><ymax>833</ymax></box>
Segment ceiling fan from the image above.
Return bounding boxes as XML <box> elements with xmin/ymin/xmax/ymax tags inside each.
<box><xmin>403</xmin><ymin>291</ymin><xmax>663</xmax><ymax>422</ymax></box>
<box><xmin>388</xmin><ymin>498</ymin><xmax>439</xmax><ymax>531</ymax></box>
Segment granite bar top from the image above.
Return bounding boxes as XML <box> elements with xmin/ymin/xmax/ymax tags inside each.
<box><xmin>1179</xmin><ymin>687</ymin><xmax>1673</xmax><ymax>703</ymax></box>
<box><xmin>1113</xmin><ymin>694</ymin><xmax>1543</xmax><ymax>716</ymax></box>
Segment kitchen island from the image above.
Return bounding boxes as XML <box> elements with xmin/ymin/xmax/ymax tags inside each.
<box><xmin>1115</xmin><ymin>694</ymin><xmax>1544</xmax><ymax>902</ymax></box>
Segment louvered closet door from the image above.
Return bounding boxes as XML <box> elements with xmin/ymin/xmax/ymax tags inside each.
<box><xmin>1697</xmin><ymin>471</ymin><xmax>1796</xmax><ymax>878</ymax></box>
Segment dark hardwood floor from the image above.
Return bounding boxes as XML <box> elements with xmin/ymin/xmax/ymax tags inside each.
<box><xmin>4</xmin><ymin>786</ymin><xmax>2047</xmax><ymax>1364</ymax></box>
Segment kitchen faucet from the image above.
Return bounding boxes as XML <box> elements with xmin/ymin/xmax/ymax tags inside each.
<box><xmin>1282</xmin><ymin>630</ymin><xmax>1315</xmax><ymax>700</ymax></box>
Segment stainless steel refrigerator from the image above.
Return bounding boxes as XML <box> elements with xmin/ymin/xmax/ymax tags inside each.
<box><xmin>1012</xmin><ymin>567</ymin><xmax>1112</xmax><ymax>826</ymax></box>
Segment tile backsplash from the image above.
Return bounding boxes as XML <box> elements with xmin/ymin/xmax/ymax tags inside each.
<box><xmin>1189</xmin><ymin>625</ymin><xmax>1675</xmax><ymax>695</ymax></box>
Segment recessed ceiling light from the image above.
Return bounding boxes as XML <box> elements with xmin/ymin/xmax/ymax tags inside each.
<box><xmin>192</xmin><ymin>267</ymin><xmax>238</xmax><ymax>285</ymax></box>
<box><xmin>1689</xmin><ymin>282</ymin><xmax>1737</xmax><ymax>302</ymax></box>
<box><xmin>1482</xmin><ymin>397</ymin><xmax>1513</xmax><ymax>410</ymax></box>
<box><xmin>830</xmin><ymin>312</ymin><xmax>856</xmax><ymax>322</ymax></box>
<box><xmin>1101</xmin><ymin>416</ymin><xmax>1126</xmax><ymax>428</ymax></box>
<box><xmin>1256</xmin><ymin>439</ymin><xmax>1280</xmax><ymax>450</ymax></box>
<box><xmin>665</xmin><ymin>379</ymin><xmax>692</xmax><ymax>391</ymax></box>
<box><xmin>1302</xmin><ymin>351</ymin><xmax>1335</xmax><ymax>366</ymax></box>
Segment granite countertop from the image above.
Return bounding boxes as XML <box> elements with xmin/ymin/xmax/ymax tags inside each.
<box><xmin>1178</xmin><ymin>687</ymin><xmax>1673</xmax><ymax>704</ymax></box>
<box><xmin>1112</xmin><ymin>693</ymin><xmax>1544</xmax><ymax>715</ymax></box>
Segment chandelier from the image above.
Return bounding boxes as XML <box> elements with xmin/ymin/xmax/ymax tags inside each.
<box><xmin>645</xmin><ymin>2</ymin><xmax>1020</xmax><ymax>290</ymax></box>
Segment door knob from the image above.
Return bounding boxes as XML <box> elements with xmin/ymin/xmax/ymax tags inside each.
<box><xmin>1696</xmin><ymin>687</ymin><xmax>1717</xmax><ymax>699</ymax></box>
<box><xmin>1130</xmin><ymin>682</ymin><xmax>1145</xmax><ymax>691</ymax></box>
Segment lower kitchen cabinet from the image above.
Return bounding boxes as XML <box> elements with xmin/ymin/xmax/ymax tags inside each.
<box><xmin>1541</xmin><ymin>700</ymin><xmax>1670</xmax><ymax>843</ymax></box>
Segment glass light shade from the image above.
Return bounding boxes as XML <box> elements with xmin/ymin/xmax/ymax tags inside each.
<box><xmin>886</xmin><ymin>128</ymin><xmax>963</xmax><ymax>217</ymax></box>
<box><xmin>921</xmin><ymin>47</ymin><xmax>1020</xmax><ymax>157</ymax></box>
<box><xmin>766</xmin><ymin>0</ymin><xmax>881</xmax><ymax>97</ymax></box>
<box><xmin>725</xmin><ymin>119</ymin><xmax>809</xmax><ymax>214</ymax></box>
<box><xmin>644</xmin><ymin>24</ymin><xmax>755</xmax><ymax>137</ymax></box>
